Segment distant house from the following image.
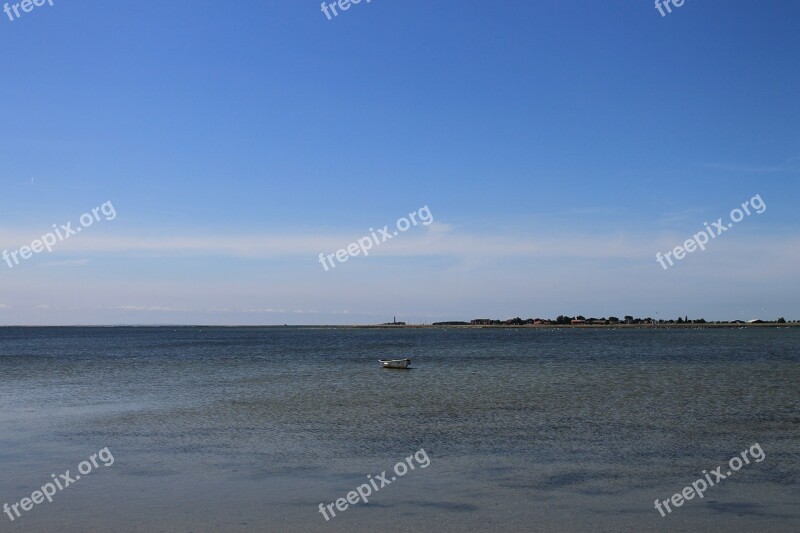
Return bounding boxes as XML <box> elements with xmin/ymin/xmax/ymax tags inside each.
<box><xmin>470</xmin><ymin>319</ymin><xmax>494</xmax><ymax>325</ymax></box>
<box><xmin>571</xmin><ymin>319</ymin><xmax>586</xmax><ymax>325</ymax></box>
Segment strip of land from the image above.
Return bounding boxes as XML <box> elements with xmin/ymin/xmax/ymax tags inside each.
<box><xmin>366</xmin><ymin>316</ymin><xmax>797</xmax><ymax>328</ymax></box>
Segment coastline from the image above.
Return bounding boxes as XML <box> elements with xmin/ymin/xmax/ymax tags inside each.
<box><xmin>0</xmin><ymin>322</ymin><xmax>798</xmax><ymax>329</ymax></box>
<box><xmin>356</xmin><ymin>322</ymin><xmax>800</xmax><ymax>329</ymax></box>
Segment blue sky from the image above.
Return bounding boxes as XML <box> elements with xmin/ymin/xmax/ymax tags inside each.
<box><xmin>1</xmin><ymin>0</ymin><xmax>799</xmax><ymax>325</ymax></box>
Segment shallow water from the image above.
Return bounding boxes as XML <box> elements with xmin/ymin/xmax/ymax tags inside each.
<box><xmin>1</xmin><ymin>327</ymin><xmax>798</xmax><ymax>531</ymax></box>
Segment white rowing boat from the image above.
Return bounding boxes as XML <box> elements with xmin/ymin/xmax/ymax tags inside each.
<box><xmin>379</xmin><ymin>358</ymin><xmax>411</xmax><ymax>369</ymax></box>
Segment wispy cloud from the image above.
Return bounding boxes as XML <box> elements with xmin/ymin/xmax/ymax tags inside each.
<box><xmin>656</xmin><ymin>208</ymin><xmax>712</xmax><ymax>226</ymax></box>
<box><xmin>0</xmin><ymin>222</ymin><xmax>793</xmax><ymax>264</ymax></box>
<box><xmin>701</xmin><ymin>162</ymin><xmax>793</xmax><ymax>173</ymax></box>
<box><xmin>39</xmin><ymin>259</ymin><xmax>92</xmax><ymax>267</ymax></box>
<box><xmin>114</xmin><ymin>306</ymin><xmax>187</xmax><ymax>312</ymax></box>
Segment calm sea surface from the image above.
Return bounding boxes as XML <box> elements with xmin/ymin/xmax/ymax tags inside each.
<box><xmin>1</xmin><ymin>327</ymin><xmax>798</xmax><ymax>532</ymax></box>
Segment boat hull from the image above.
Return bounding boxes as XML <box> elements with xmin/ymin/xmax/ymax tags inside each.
<box><xmin>379</xmin><ymin>358</ymin><xmax>411</xmax><ymax>369</ymax></box>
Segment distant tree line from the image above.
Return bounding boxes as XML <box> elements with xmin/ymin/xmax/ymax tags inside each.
<box><xmin>430</xmin><ymin>316</ymin><xmax>793</xmax><ymax>326</ymax></box>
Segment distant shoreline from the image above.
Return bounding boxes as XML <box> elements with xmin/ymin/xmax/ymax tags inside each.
<box><xmin>0</xmin><ymin>322</ymin><xmax>798</xmax><ymax>329</ymax></box>
<box><xmin>358</xmin><ymin>322</ymin><xmax>800</xmax><ymax>329</ymax></box>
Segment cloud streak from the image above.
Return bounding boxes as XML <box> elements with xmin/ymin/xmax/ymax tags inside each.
<box><xmin>1</xmin><ymin>223</ymin><xmax>795</xmax><ymax>264</ymax></box>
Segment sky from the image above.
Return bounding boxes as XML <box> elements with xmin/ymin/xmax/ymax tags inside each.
<box><xmin>1</xmin><ymin>0</ymin><xmax>799</xmax><ymax>325</ymax></box>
